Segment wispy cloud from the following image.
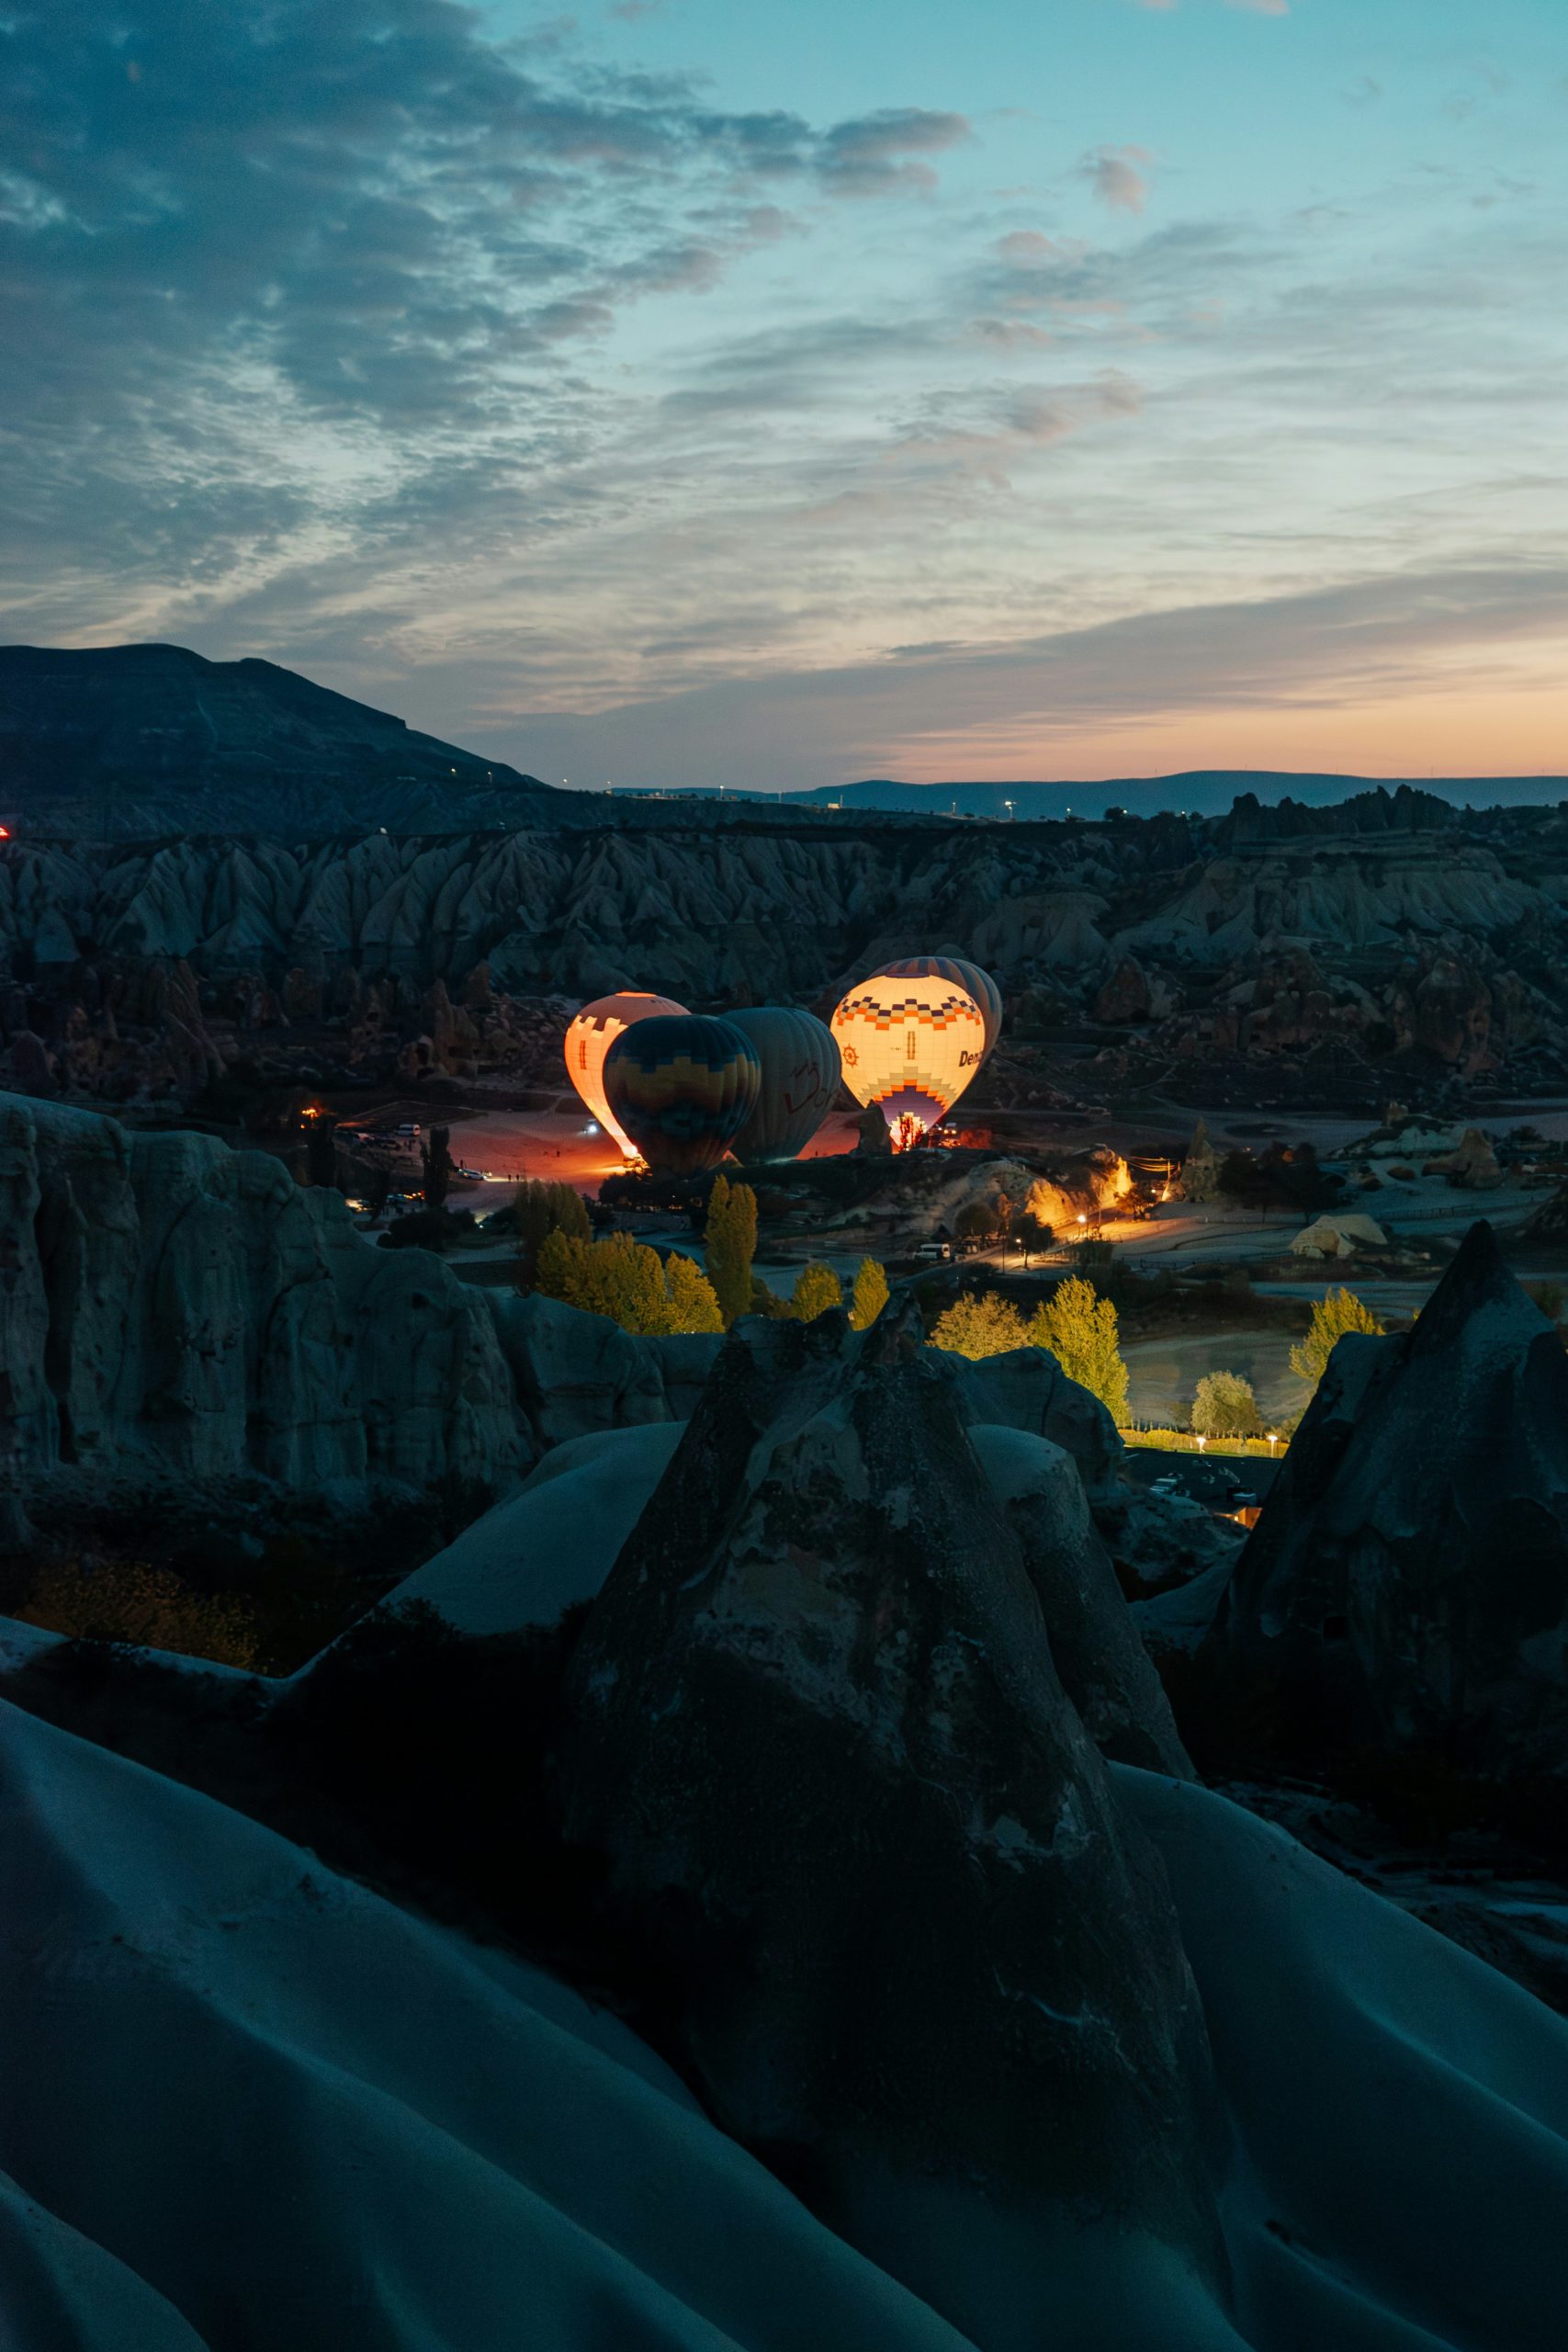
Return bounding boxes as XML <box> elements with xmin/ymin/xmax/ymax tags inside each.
<box><xmin>1077</xmin><ymin>146</ymin><xmax>1155</xmax><ymax>214</ymax></box>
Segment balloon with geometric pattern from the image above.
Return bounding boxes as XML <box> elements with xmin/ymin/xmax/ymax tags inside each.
<box><xmin>564</xmin><ymin>991</ymin><xmax>689</xmax><ymax>1159</ymax></box>
<box><xmin>602</xmin><ymin>1014</ymin><xmax>762</xmax><ymax>1177</ymax></box>
<box><xmin>830</xmin><ymin>968</ymin><xmax>986</xmax><ymax>1145</ymax></box>
<box><xmin>882</xmin><ymin>956</ymin><xmax>1002</xmax><ymax>1065</ymax></box>
<box><xmin>727</xmin><ymin>1006</ymin><xmax>842</xmax><ymax>1163</ymax></box>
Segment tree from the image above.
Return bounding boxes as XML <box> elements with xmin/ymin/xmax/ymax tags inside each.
<box><xmin>1191</xmin><ymin>1370</ymin><xmax>1262</xmax><ymax>1439</ymax></box>
<box><xmin>1028</xmin><ymin>1276</ymin><xmax>1130</xmax><ymax>1424</ymax></box>
<box><xmin>421</xmin><ymin>1124</ymin><xmax>453</xmax><ymax>1208</ymax></box>
<box><xmin>663</xmin><ymin>1250</ymin><xmax>725</xmax><ymax>1334</ymax></box>
<box><xmin>515</xmin><ymin>1179</ymin><xmax>590</xmax><ymax>1283</ymax></box>
<box><xmin>705</xmin><ymin>1173</ymin><xmax>758</xmax><ymax>1328</ymax></box>
<box><xmin>931</xmin><ymin>1292</ymin><xmax>1029</xmax><ymax>1360</ymax></box>
<box><xmin>1179</xmin><ymin>1118</ymin><xmax>1222</xmax><ymax>1204</ymax></box>
<box><xmin>789</xmin><ymin>1261</ymin><xmax>843</xmax><ymax>1322</ymax></box>
<box><xmin>850</xmin><ymin>1257</ymin><xmax>890</xmax><ymax>1331</ymax></box>
<box><xmin>305</xmin><ymin>1114</ymin><xmax>338</xmax><ymax>1190</ymax></box>
<box><xmin>1013</xmin><ymin>1209</ymin><xmax>1053</xmax><ymax>1266</ymax></box>
<box><xmin>954</xmin><ymin>1201</ymin><xmax>995</xmax><ymax>1250</ymax></box>
<box><xmin>1289</xmin><ymin>1286</ymin><xmax>1382</xmax><ymax>1388</ymax></box>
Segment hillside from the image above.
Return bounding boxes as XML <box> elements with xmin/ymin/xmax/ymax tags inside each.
<box><xmin>0</xmin><ymin>643</ymin><xmax>565</xmax><ymax>840</ymax></box>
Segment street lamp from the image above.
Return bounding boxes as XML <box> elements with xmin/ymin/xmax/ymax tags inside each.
<box><xmin>1267</xmin><ymin>1431</ymin><xmax>1280</xmax><ymax>1454</ymax></box>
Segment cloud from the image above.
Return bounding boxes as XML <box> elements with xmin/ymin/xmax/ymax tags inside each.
<box><xmin>479</xmin><ymin>561</ymin><xmax>1568</xmax><ymax>790</ymax></box>
<box><xmin>816</xmin><ymin>108</ymin><xmax>972</xmax><ymax>198</ymax></box>
<box><xmin>1077</xmin><ymin>147</ymin><xmax>1154</xmax><ymax>215</ymax></box>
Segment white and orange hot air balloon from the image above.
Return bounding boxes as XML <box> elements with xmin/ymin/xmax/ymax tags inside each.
<box><xmin>564</xmin><ymin>991</ymin><xmax>688</xmax><ymax>1158</ymax></box>
<box><xmin>830</xmin><ymin>966</ymin><xmax>987</xmax><ymax>1147</ymax></box>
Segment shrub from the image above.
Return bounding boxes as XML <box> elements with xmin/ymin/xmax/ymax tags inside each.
<box><xmin>1190</xmin><ymin>1370</ymin><xmax>1263</xmax><ymax>1439</ymax></box>
<box><xmin>19</xmin><ymin>1558</ymin><xmax>258</xmax><ymax>1671</ymax></box>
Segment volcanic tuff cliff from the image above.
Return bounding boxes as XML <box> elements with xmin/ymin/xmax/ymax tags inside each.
<box><xmin>4</xmin><ymin>805</ymin><xmax>1566</xmax><ymax>1007</ymax></box>
<box><xmin>0</xmin><ymin>1095</ymin><xmax>713</xmax><ymax>1508</ymax></box>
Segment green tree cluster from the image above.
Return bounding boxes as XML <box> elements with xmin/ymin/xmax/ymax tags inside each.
<box><xmin>1190</xmin><ymin>1370</ymin><xmax>1263</xmax><ymax>1438</ymax></box>
<box><xmin>1289</xmin><ymin>1287</ymin><xmax>1382</xmax><ymax>1389</ymax></box>
<box><xmin>705</xmin><ymin>1175</ymin><xmax>758</xmax><ymax>1327</ymax></box>
<box><xmin>514</xmin><ymin>1179</ymin><xmax>591</xmax><ymax>1283</ymax></box>
<box><xmin>536</xmin><ymin>1230</ymin><xmax>724</xmax><ymax>1336</ymax></box>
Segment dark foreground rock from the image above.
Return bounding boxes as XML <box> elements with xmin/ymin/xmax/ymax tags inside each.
<box><xmin>1212</xmin><ymin>1221</ymin><xmax>1568</xmax><ymax>1771</ymax></box>
<box><xmin>560</xmin><ymin>1306</ymin><xmax>1227</xmax><ymax>2335</ymax></box>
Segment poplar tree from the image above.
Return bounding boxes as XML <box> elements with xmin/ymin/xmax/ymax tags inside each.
<box><xmin>705</xmin><ymin>1173</ymin><xmax>758</xmax><ymax>1328</ymax></box>
<box><xmin>850</xmin><ymin>1257</ymin><xmax>890</xmax><ymax>1331</ymax></box>
<box><xmin>515</xmin><ymin>1179</ymin><xmax>590</xmax><ymax>1283</ymax></box>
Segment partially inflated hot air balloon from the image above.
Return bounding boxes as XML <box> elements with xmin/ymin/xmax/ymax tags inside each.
<box><xmin>727</xmin><ymin>1006</ymin><xmax>842</xmax><ymax>1164</ymax></box>
<box><xmin>565</xmin><ymin>992</ymin><xmax>688</xmax><ymax>1159</ymax></box>
<box><xmin>603</xmin><ymin>1015</ymin><xmax>761</xmax><ymax>1177</ymax></box>
<box><xmin>883</xmin><ymin>956</ymin><xmax>1002</xmax><ymax>1065</ymax></box>
<box><xmin>831</xmin><ymin>967</ymin><xmax>985</xmax><ymax>1144</ymax></box>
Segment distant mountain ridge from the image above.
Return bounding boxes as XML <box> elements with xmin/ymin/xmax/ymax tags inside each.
<box><xmin>4</xmin><ymin>643</ymin><xmax>1563</xmax><ymax>841</ymax></box>
<box><xmin>792</xmin><ymin>772</ymin><xmax>1568</xmax><ymax>821</ymax></box>
<box><xmin>0</xmin><ymin>642</ymin><xmax>565</xmax><ymax>840</ymax></box>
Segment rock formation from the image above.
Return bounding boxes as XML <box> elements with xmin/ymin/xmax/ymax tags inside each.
<box><xmin>0</xmin><ymin>1094</ymin><xmax>706</xmax><ymax>1512</ymax></box>
<box><xmin>1212</xmin><ymin>1222</ymin><xmax>1568</xmax><ymax>1770</ymax></box>
<box><xmin>561</xmin><ymin>1306</ymin><xmax>1227</xmax><ymax>2339</ymax></box>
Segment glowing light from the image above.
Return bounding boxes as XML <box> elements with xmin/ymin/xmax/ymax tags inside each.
<box><xmin>831</xmin><ymin>966</ymin><xmax>986</xmax><ymax>1143</ymax></box>
<box><xmin>565</xmin><ymin>991</ymin><xmax>689</xmax><ymax>1158</ymax></box>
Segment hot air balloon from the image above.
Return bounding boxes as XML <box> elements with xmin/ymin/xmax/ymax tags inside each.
<box><xmin>882</xmin><ymin>956</ymin><xmax>1002</xmax><ymax>1064</ymax></box>
<box><xmin>564</xmin><ymin>991</ymin><xmax>688</xmax><ymax>1159</ymax></box>
<box><xmin>727</xmin><ymin>1006</ymin><xmax>842</xmax><ymax>1164</ymax></box>
<box><xmin>602</xmin><ymin>1015</ymin><xmax>761</xmax><ymax>1177</ymax></box>
<box><xmin>830</xmin><ymin>967</ymin><xmax>986</xmax><ymax>1145</ymax></box>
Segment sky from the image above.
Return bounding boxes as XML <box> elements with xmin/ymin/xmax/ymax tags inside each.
<box><xmin>3</xmin><ymin>0</ymin><xmax>1566</xmax><ymax>791</ymax></box>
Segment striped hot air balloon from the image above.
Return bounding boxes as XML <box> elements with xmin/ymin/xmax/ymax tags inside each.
<box><xmin>564</xmin><ymin>992</ymin><xmax>688</xmax><ymax>1159</ymax></box>
<box><xmin>831</xmin><ymin>967</ymin><xmax>985</xmax><ymax>1144</ymax></box>
<box><xmin>882</xmin><ymin>956</ymin><xmax>1002</xmax><ymax>1064</ymax></box>
<box><xmin>603</xmin><ymin>1015</ymin><xmax>761</xmax><ymax>1177</ymax></box>
<box><xmin>727</xmin><ymin>1006</ymin><xmax>842</xmax><ymax>1164</ymax></box>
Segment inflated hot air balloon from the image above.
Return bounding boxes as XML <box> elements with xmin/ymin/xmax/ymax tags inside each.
<box><xmin>831</xmin><ymin>967</ymin><xmax>986</xmax><ymax>1143</ymax></box>
<box><xmin>564</xmin><ymin>991</ymin><xmax>688</xmax><ymax>1159</ymax></box>
<box><xmin>883</xmin><ymin>956</ymin><xmax>1002</xmax><ymax>1065</ymax></box>
<box><xmin>602</xmin><ymin>1015</ymin><xmax>761</xmax><ymax>1177</ymax></box>
<box><xmin>727</xmin><ymin>1006</ymin><xmax>842</xmax><ymax>1164</ymax></box>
